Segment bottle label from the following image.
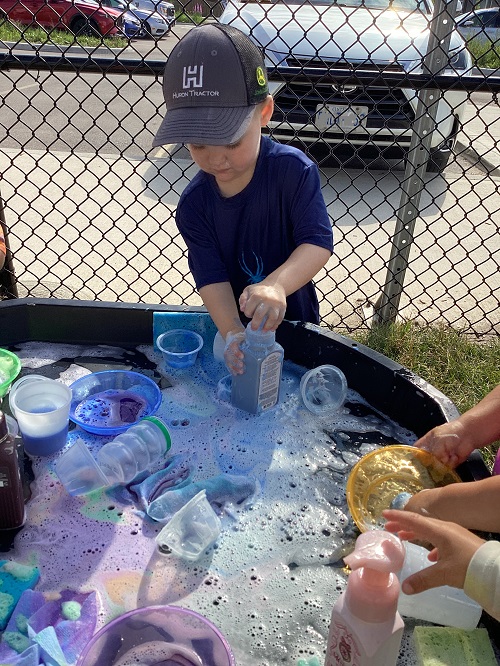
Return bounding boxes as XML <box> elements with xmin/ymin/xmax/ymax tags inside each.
<box><xmin>325</xmin><ymin>618</ymin><xmax>362</xmax><ymax>666</ymax></box>
<box><xmin>258</xmin><ymin>351</ymin><xmax>282</xmax><ymax>411</ymax></box>
<box><xmin>0</xmin><ymin>466</ymin><xmax>12</xmax><ymax>489</ymax></box>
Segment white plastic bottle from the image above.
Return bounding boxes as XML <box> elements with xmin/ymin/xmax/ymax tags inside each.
<box><xmin>325</xmin><ymin>530</ymin><xmax>405</xmax><ymax>666</ymax></box>
<box><xmin>397</xmin><ymin>541</ymin><xmax>482</xmax><ymax>630</ymax></box>
<box><xmin>230</xmin><ymin>323</ymin><xmax>284</xmax><ymax>415</ymax></box>
<box><xmin>96</xmin><ymin>416</ymin><xmax>171</xmax><ymax>484</ymax></box>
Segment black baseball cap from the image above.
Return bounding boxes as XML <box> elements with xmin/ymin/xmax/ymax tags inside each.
<box><xmin>152</xmin><ymin>23</ymin><xmax>269</xmax><ymax>147</ymax></box>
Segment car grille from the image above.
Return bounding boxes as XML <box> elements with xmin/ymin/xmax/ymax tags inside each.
<box><xmin>286</xmin><ymin>57</ymin><xmax>406</xmax><ymax>73</ymax></box>
<box><xmin>271</xmin><ymin>80</ymin><xmax>414</xmax><ymax>131</ymax></box>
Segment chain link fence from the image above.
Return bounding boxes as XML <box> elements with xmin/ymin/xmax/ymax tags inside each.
<box><xmin>0</xmin><ymin>0</ymin><xmax>499</xmax><ymax>336</ymax></box>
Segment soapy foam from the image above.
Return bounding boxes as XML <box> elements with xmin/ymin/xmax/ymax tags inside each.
<box><xmin>11</xmin><ymin>341</ymin><xmax>431</xmax><ymax>665</ymax></box>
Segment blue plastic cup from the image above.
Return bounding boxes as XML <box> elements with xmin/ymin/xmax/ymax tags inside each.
<box><xmin>156</xmin><ymin>330</ymin><xmax>204</xmax><ymax>369</ymax></box>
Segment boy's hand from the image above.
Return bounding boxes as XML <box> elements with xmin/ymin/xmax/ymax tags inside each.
<box><xmin>415</xmin><ymin>420</ymin><xmax>475</xmax><ymax>468</ymax></box>
<box><xmin>383</xmin><ymin>509</ymin><xmax>485</xmax><ymax>593</ymax></box>
<box><xmin>224</xmin><ymin>330</ymin><xmax>246</xmax><ymax>376</ymax></box>
<box><xmin>239</xmin><ymin>284</ymin><xmax>287</xmax><ymax>331</ymax></box>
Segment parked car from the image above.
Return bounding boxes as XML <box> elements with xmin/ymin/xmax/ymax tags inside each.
<box><xmin>456</xmin><ymin>8</ymin><xmax>500</xmax><ymax>47</ymax></box>
<box><xmin>130</xmin><ymin>0</ymin><xmax>175</xmax><ymax>32</ymax></box>
<box><xmin>100</xmin><ymin>0</ymin><xmax>169</xmax><ymax>38</ymax></box>
<box><xmin>0</xmin><ymin>0</ymin><xmax>126</xmax><ymax>37</ymax></box>
<box><xmin>120</xmin><ymin>7</ymin><xmax>142</xmax><ymax>38</ymax></box>
<box><xmin>219</xmin><ymin>0</ymin><xmax>472</xmax><ymax>171</ymax></box>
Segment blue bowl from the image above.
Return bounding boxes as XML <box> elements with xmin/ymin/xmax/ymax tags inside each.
<box><xmin>69</xmin><ymin>370</ymin><xmax>162</xmax><ymax>435</ymax></box>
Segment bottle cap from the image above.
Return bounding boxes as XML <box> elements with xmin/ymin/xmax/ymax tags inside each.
<box><xmin>245</xmin><ymin>321</ymin><xmax>276</xmax><ymax>346</ymax></box>
<box><xmin>143</xmin><ymin>416</ymin><xmax>172</xmax><ymax>453</ymax></box>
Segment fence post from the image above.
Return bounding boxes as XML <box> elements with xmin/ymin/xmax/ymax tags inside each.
<box><xmin>0</xmin><ymin>188</ymin><xmax>19</xmax><ymax>300</ymax></box>
<box><xmin>373</xmin><ymin>0</ymin><xmax>458</xmax><ymax>325</ymax></box>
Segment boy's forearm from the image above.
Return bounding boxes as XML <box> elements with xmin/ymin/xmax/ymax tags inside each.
<box><xmin>199</xmin><ymin>282</ymin><xmax>244</xmax><ymax>339</ymax></box>
<box><xmin>405</xmin><ymin>475</ymin><xmax>500</xmax><ymax>533</ymax></box>
<box><xmin>261</xmin><ymin>244</ymin><xmax>331</xmax><ymax>296</ymax></box>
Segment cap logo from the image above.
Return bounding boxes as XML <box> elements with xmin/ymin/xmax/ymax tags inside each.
<box><xmin>256</xmin><ymin>66</ymin><xmax>266</xmax><ymax>87</ymax></box>
<box><xmin>183</xmin><ymin>65</ymin><xmax>204</xmax><ymax>89</ymax></box>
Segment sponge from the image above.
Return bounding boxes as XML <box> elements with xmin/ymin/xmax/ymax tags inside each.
<box><xmin>0</xmin><ymin>561</ymin><xmax>40</xmax><ymax>631</ymax></box>
<box><xmin>413</xmin><ymin>626</ymin><xmax>497</xmax><ymax>665</ymax></box>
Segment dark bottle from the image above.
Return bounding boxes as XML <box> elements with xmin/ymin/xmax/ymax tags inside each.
<box><xmin>0</xmin><ymin>410</ymin><xmax>25</xmax><ymax>530</ymax></box>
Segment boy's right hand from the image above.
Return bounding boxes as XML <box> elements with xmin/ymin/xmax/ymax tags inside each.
<box><xmin>415</xmin><ymin>420</ymin><xmax>475</xmax><ymax>468</ymax></box>
<box><xmin>224</xmin><ymin>330</ymin><xmax>246</xmax><ymax>376</ymax></box>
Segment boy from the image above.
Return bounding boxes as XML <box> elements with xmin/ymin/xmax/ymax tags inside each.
<box><xmin>153</xmin><ymin>24</ymin><xmax>333</xmax><ymax>373</ymax></box>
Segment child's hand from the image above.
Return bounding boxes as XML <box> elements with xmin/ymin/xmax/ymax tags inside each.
<box><xmin>415</xmin><ymin>420</ymin><xmax>475</xmax><ymax>468</ymax></box>
<box><xmin>239</xmin><ymin>284</ymin><xmax>286</xmax><ymax>331</ymax></box>
<box><xmin>224</xmin><ymin>330</ymin><xmax>246</xmax><ymax>376</ymax></box>
<box><xmin>383</xmin><ymin>509</ymin><xmax>485</xmax><ymax>592</ymax></box>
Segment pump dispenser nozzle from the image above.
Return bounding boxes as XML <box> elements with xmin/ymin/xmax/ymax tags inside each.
<box><xmin>343</xmin><ymin>531</ymin><xmax>405</xmax><ymax>624</ymax></box>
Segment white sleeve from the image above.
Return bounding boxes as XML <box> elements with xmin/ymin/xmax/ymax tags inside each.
<box><xmin>464</xmin><ymin>540</ymin><xmax>500</xmax><ymax>622</ymax></box>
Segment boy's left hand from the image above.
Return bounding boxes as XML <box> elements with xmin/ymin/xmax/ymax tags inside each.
<box><xmin>239</xmin><ymin>284</ymin><xmax>286</xmax><ymax>331</ymax></box>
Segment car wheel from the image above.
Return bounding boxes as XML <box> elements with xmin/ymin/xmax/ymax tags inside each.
<box><xmin>71</xmin><ymin>17</ymin><xmax>101</xmax><ymax>37</ymax></box>
<box><xmin>143</xmin><ymin>21</ymin><xmax>154</xmax><ymax>39</ymax></box>
<box><xmin>426</xmin><ymin>118</ymin><xmax>460</xmax><ymax>173</ymax></box>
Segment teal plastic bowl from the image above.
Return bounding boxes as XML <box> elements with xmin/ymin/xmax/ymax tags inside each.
<box><xmin>0</xmin><ymin>348</ymin><xmax>21</xmax><ymax>399</ymax></box>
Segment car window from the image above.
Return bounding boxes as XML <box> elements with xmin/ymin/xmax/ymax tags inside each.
<box><xmin>242</xmin><ymin>0</ymin><xmax>432</xmax><ymax>13</ymax></box>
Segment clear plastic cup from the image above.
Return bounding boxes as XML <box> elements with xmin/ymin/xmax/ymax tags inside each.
<box><xmin>55</xmin><ymin>438</ymin><xmax>109</xmax><ymax>496</ymax></box>
<box><xmin>157</xmin><ymin>330</ymin><xmax>204</xmax><ymax>369</ymax></box>
<box><xmin>9</xmin><ymin>377</ymin><xmax>72</xmax><ymax>456</ymax></box>
<box><xmin>76</xmin><ymin>605</ymin><xmax>235</xmax><ymax>666</ymax></box>
<box><xmin>156</xmin><ymin>489</ymin><xmax>221</xmax><ymax>561</ymax></box>
<box><xmin>300</xmin><ymin>364</ymin><xmax>347</xmax><ymax>415</ymax></box>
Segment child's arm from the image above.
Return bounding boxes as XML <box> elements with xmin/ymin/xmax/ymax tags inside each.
<box><xmin>383</xmin><ymin>509</ymin><xmax>485</xmax><ymax>593</ymax></box>
<box><xmin>415</xmin><ymin>384</ymin><xmax>500</xmax><ymax>467</ymax></box>
<box><xmin>239</xmin><ymin>243</ymin><xmax>331</xmax><ymax>332</ymax></box>
<box><xmin>404</xmin><ymin>475</ymin><xmax>500</xmax><ymax>533</ymax></box>
<box><xmin>199</xmin><ymin>282</ymin><xmax>246</xmax><ymax>375</ymax></box>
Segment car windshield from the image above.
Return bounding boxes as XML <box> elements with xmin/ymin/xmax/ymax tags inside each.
<box><xmin>243</xmin><ymin>0</ymin><xmax>431</xmax><ymax>12</ymax></box>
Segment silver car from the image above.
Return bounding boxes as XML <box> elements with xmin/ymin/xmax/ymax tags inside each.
<box><xmin>456</xmin><ymin>8</ymin><xmax>500</xmax><ymax>47</ymax></box>
<box><xmin>130</xmin><ymin>0</ymin><xmax>175</xmax><ymax>31</ymax></box>
<box><xmin>220</xmin><ymin>0</ymin><xmax>472</xmax><ymax>171</ymax></box>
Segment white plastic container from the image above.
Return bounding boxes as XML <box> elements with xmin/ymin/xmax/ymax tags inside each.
<box><xmin>230</xmin><ymin>323</ymin><xmax>284</xmax><ymax>415</ymax></box>
<box><xmin>325</xmin><ymin>530</ymin><xmax>405</xmax><ymax>666</ymax></box>
<box><xmin>397</xmin><ymin>541</ymin><xmax>482</xmax><ymax>630</ymax></box>
<box><xmin>96</xmin><ymin>417</ymin><xmax>171</xmax><ymax>484</ymax></box>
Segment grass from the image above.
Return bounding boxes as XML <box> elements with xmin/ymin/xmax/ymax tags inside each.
<box><xmin>349</xmin><ymin>321</ymin><xmax>500</xmax><ymax>469</ymax></box>
<box><xmin>467</xmin><ymin>39</ymin><xmax>500</xmax><ymax>69</ymax></box>
<box><xmin>0</xmin><ymin>20</ymin><xmax>128</xmax><ymax>49</ymax></box>
<box><xmin>175</xmin><ymin>11</ymin><xmax>205</xmax><ymax>25</ymax></box>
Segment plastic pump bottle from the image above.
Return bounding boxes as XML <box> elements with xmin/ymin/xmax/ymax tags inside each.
<box><xmin>96</xmin><ymin>416</ymin><xmax>171</xmax><ymax>485</ymax></box>
<box><xmin>325</xmin><ymin>530</ymin><xmax>405</xmax><ymax>666</ymax></box>
<box><xmin>231</xmin><ymin>322</ymin><xmax>284</xmax><ymax>415</ymax></box>
<box><xmin>0</xmin><ymin>411</ymin><xmax>25</xmax><ymax>530</ymax></box>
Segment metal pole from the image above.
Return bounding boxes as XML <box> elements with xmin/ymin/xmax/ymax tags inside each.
<box><xmin>0</xmin><ymin>188</ymin><xmax>19</xmax><ymax>299</ymax></box>
<box><xmin>374</xmin><ymin>0</ymin><xmax>458</xmax><ymax>325</ymax></box>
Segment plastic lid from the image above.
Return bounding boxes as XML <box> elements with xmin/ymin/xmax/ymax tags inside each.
<box><xmin>346</xmin><ymin>445</ymin><xmax>462</xmax><ymax>532</ymax></box>
<box><xmin>143</xmin><ymin>416</ymin><xmax>172</xmax><ymax>453</ymax></box>
<box><xmin>300</xmin><ymin>365</ymin><xmax>347</xmax><ymax>414</ymax></box>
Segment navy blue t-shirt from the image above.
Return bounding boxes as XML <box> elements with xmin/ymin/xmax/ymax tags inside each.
<box><xmin>176</xmin><ymin>136</ymin><xmax>333</xmax><ymax>324</ymax></box>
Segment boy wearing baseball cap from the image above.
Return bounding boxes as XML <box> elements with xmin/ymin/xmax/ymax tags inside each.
<box><xmin>153</xmin><ymin>23</ymin><xmax>333</xmax><ymax>374</ymax></box>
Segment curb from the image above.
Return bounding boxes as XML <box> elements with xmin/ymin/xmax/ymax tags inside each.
<box><xmin>0</xmin><ymin>40</ymin><xmax>130</xmax><ymax>56</ymax></box>
<box><xmin>456</xmin><ymin>137</ymin><xmax>500</xmax><ymax>177</ymax></box>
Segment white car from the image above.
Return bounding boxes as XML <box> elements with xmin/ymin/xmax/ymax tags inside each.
<box><xmin>220</xmin><ymin>0</ymin><xmax>472</xmax><ymax>171</ymax></box>
<box><xmin>131</xmin><ymin>0</ymin><xmax>175</xmax><ymax>32</ymax></box>
<box><xmin>456</xmin><ymin>8</ymin><xmax>500</xmax><ymax>47</ymax></box>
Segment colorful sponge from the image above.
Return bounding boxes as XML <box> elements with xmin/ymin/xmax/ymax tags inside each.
<box><xmin>413</xmin><ymin>626</ymin><xmax>497</xmax><ymax>665</ymax></box>
<box><xmin>0</xmin><ymin>561</ymin><xmax>40</xmax><ymax>631</ymax></box>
